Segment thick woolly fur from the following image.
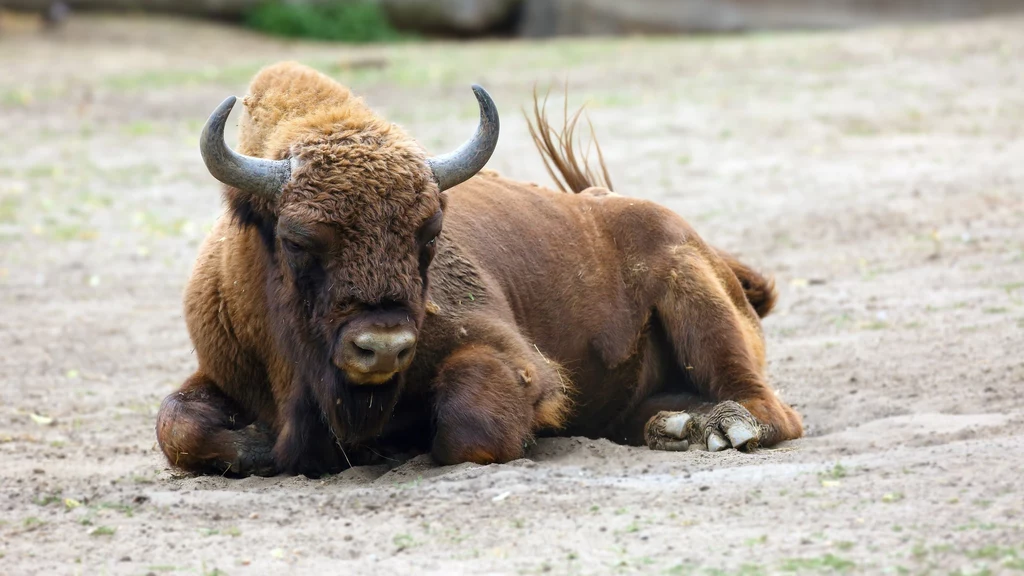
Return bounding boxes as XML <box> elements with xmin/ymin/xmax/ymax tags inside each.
<box><xmin>156</xmin><ymin>62</ymin><xmax>802</xmax><ymax>477</ymax></box>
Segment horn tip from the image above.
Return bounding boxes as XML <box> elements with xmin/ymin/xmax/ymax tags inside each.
<box><xmin>470</xmin><ymin>85</ymin><xmax>498</xmax><ymax>130</ymax></box>
<box><xmin>219</xmin><ymin>95</ymin><xmax>238</xmax><ymax>112</ymax></box>
<box><xmin>202</xmin><ymin>96</ymin><xmax>238</xmax><ymax>143</ymax></box>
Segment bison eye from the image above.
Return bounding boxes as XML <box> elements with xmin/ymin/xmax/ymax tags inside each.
<box><xmin>418</xmin><ymin>210</ymin><xmax>443</xmax><ymax>248</ymax></box>
<box><xmin>281</xmin><ymin>238</ymin><xmax>304</xmax><ymax>254</ymax></box>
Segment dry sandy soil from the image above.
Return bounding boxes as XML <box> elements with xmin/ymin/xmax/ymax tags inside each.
<box><xmin>1</xmin><ymin>12</ymin><xmax>1023</xmax><ymax>576</ymax></box>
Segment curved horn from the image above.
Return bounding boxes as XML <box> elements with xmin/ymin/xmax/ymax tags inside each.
<box><xmin>200</xmin><ymin>96</ymin><xmax>292</xmax><ymax>198</ymax></box>
<box><xmin>427</xmin><ymin>85</ymin><xmax>499</xmax><ymax>191</ymax></box>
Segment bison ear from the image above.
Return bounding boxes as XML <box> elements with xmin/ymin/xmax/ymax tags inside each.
<box><xmin>200</xmin><ymin>96</ymin><xmax>293</xmax><ymax>199</ymax></box>
<box><xmin>426</xmin><ymin>85</ymin><xmax>499</xmax><ymax>191</ymax></box>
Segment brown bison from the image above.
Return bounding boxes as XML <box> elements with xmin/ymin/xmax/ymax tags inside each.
<box><xmin>156</xmin><ymin>62</ymin><xmax>803</xmax><ymax>476</ymax></box>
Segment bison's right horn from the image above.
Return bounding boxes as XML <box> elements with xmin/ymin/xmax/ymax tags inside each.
<box><xmin>426</xmin><ymin>85</ymin><xmax>500</xmax><ymax>191</ymax></box>
<box><xmin>200</xmin><ymin>96</ymin><xmax>292</xmax><ymax>198</ymax></box>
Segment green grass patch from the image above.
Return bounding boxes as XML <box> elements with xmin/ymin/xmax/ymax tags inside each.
<box><xmin>245</xmin><ymin>1</ymin><xmax>406</xmax><ymax>43</ymax></box>
<box><xmin>89</xmin><ymin>525</ymin><xmax>116</xmax><ymax>536</ymax></box>
<box><xmin>50</xmin><ymin>223</ymin><xmax>98</xmax><ymax>242</ymax></box>
<box><xmin>25</xmin><ymin>164</ymin><xmax>61</xmax><ymax>180</ymax></box>
<box><xmin>23</xmin><ymin>516</ymin><xmax>45</xmax><ymax>530</ymax></box>
<box><xmin>103</xmin><ymin>64</ymin><xmax>263</xmax><ymax>92</ymax></box>
<box><xmin>1002</xmin><ymin>281</ymin><xmax>1024</xmax><ymax>294</ymax></box>
<box><xmin>966</xmin><ymin>545</ymin><xmax>1015</xmax><ymax>560</ymax></box>
<box><xmin>860</xmin><ymin>320</ymin><xmax>889</xmax><ymax>330</ymax></box>
<box><xmin>0</xmin><ymin>196</ymin><xmax>19</xmax><ymax>223</ymax></box>
<box><xmin>132</xmin><ymin>210</ymin><xmax>192</xmax><ymax>238</ymax></box>
<box><xmin>780</xmin><ymin>553</ymin><xmax>855</xmax><ymax>572</ymax></box>
<box><xmin>392</xmin><ymin>533</ymin><xmax>415</xmax><ymax>551</ymax></box>
<box><xmin>1</xmin><ymin>88</ymin><xmax>34</xmax><ymax>107</ymax></box>
<box><xmin>819</xmin><ymin>463</ymin><xmax>848</xmax><ymax>480</ymax></box>
<box><xmin>97</xmin><ymin>502</ymin><xmax>135</xmax><ymax>517</ymax></box>
<box><xmin>34</xmin><ymin>492</ymin><xmax>63</xmax><ymax>506</ymax></box>
<box><xmin>122</xmin><ymin>121</ymin><xmax>157</xmax><ymax>137</ymax></box>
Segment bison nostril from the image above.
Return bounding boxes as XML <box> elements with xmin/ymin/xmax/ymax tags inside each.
<box><xmin>352</xmin><ymin>342</ymin><xmax>376</xmax><ymax>359</ymax></box>
<box><xmin>397</xmin><ymin>346</ymin><xmax>413</xmax><ymax>363</ymax></box>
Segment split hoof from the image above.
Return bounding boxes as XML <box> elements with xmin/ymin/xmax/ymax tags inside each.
<box><xmin>706</xmin><ymin>431</ymin><xmax>728</xmax><ymax>452</ymax></box>
<box><xmin>645</xmin><ymin>411</ymin><xmax>693</xmax><ymax>451</ymax></box>
<box><xmin>702</xmin><ymin>401</ymin><xmax>762</xmax><ymax>452</ymax></box>
<box><xmin>644</xmin><ymin>401</ymin><xmax>763</xmax><ymax>453</ymax></box>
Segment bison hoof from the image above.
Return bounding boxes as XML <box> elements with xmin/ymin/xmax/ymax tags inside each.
<box><xmin>645</xmin><ymin>401</ymin><xmax>762</xmax><ymax>453</ymax></box>
<box><xmin>725</xmin><ymin>420</ymin><xmax>757</xmax><ymax>448</ymax></box>
<box><xmin>644</xmin><ymin>412</ymin><xmax>693</xmax><ymax>451</ymax></box>
<box><xmin>703</xmin><ymin>401</ymin><xmax>761</xmax><ymax>452</ymax></box>
<box><xmin>706</xmin><ymin>430</ymin><xmax>729</xmax><ymax>452</ymax></box>
<box><xmin>229</xmin><ymin>422</ymin><xmax>278</xmax><ymax>477</ymax></box>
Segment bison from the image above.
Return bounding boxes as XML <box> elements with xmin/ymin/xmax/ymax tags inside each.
<box><xmin>156</xmin><ymin>62</ymin><xmax>803</xmax><ymax>477</ymax></box>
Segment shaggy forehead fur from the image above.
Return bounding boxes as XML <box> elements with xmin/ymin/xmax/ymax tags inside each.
<box><xmin>229</xmin><ymin>61</ymin><xmax>440</xmax><ymax>226</ymax></box>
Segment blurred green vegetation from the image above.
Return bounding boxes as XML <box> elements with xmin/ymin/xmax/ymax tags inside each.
<box><xmin>244</xmin><ymin>1</ymin><xmax>409</xmax><ymax>43</ymax></box>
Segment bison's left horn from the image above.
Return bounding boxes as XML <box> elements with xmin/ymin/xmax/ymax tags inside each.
<box><xmin>200</xmin><ymin>96</ymin><xmax>292</xmax><ymax>199</ymax></box>
<box><xmin>427</xmin><ymin>85</ymin><xmax>500</xmax><ymax>191</ymax></box>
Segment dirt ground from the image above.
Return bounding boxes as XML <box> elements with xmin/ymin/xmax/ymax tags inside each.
<box><xmin>1</xmin><ymin>12</ymin><xmax>1023</xmax><ymax>576</ymax></box>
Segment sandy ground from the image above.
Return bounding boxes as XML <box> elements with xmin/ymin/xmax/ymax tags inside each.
<box><xmin>1</xmin><ymin>13</ymin><xmax>1023</xmax><ymax>576</ymax></box>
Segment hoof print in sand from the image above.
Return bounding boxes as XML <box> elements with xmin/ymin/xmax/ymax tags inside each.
<box><xmin>645</xmin><ymin>401</ymin><xmax>762</xmax><ymax>453</ymax></box>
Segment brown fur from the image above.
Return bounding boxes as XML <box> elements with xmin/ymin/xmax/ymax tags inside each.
<box><xmin>525</xmin><ymin>91</ymin><xmax>777</xmax><ymax>319</ymax></box>
<box><xmin>156</xmin><ymin>62</ymin><xmax>801</xmax><ymax>477</ymax></box>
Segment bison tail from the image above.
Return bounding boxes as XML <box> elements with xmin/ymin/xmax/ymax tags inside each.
<box><xmin>715</xmin><ymin>249</ymin><xmax>778</xmax><ymax>319</ymax></box>
<box><xmin>525</xmin><ymin>86</ymin><xmax>614</xmax><ymax>194</ymax></box>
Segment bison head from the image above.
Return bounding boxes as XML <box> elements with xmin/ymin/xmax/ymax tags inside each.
<box><xmin>197</xmin><ymin>82</ymin><xmax>498</xmax><ymax>449</ymax></box>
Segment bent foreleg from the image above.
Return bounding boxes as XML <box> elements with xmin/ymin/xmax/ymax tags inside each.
<box><xmin>156</xmin><ymin>372</ymin><xmax>276</xmax><ymax>476</ymax></box>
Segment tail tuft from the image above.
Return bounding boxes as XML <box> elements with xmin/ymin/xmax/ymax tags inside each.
<box><xmin>715</xmin><ymin>249</ymin><xmax>778</xmax><ymax>318</ymax></box>
<box><xmin>525</xmin><ymin>87</ymin><xmax>613</xmax><ymax>193</ymax></box>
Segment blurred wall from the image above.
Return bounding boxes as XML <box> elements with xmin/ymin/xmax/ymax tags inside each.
<box><xmin>4</xmin><ymin>0</ymin><xmax>1024</xmax><ymax>34</ymax></box>
<box><xmin>519</xmin><ymin>0</ymin><xmax>1024</xmax><ymax>36</ymax></box>
<box><xmin>1</xmin><ymin>0</ymin><xmax>261</xmax><ymax>18</ymax></box>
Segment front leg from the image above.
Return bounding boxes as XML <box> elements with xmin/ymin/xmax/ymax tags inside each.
<box><xmin>431</xmin><ymin>342</ymin><xmax>571</xmax><ymax>465</ymax></box>
<box><xmin>156</xmin><ymin>372</ymin><xmax>277</xmax><ymax>477</ymax></box>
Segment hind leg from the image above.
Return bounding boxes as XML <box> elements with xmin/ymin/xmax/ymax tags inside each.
<box><xmin>646</xmin><ymin>245</ymin><xmax>803</xmax><ymax>451</ymax></box>
<box><xmin>156</xmin><ymin>372</ymin><xmax>277</xmax><ymax>476</ymax></box>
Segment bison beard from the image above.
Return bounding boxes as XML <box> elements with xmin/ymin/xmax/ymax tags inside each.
<box><xmin>273</xmin><ymin>362</ymin><xmax>403</xmax><ymax>475</ymax></box>
<box><xmin>268</xmin><ymin>284</ymin><xmax>406</xmax><ymax>475</ymax></box>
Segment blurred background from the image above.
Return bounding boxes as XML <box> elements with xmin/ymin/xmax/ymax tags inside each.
<box><xmin>4</xmin><ymin>0</ymin><xmax>1024</xmax><ymax>38</ymax></box>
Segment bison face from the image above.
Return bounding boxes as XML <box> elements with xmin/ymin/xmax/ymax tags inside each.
<box><xmin>274</xmin><ymin>153</ymin><xmax>445</xmax><ymax>387</ymax></box>
<box><xmin>198</xmin><ymin>85</ymin><xmax>498</xmax><ymax>442</ymax></box>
